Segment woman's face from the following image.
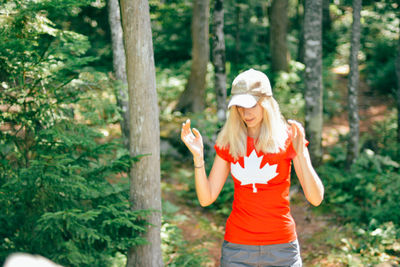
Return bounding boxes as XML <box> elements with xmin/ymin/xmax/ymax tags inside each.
<box><xmin>237</xmin><ymin>102</ymin><xmax>264</xmax><ymax>129</ymax></box>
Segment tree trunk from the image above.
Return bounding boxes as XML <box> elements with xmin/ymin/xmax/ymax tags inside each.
<box><xmin>303</xmin><ymin>0</ymin><xmax>323</xmax><ymax>166</ymax></box>
<box><xmin>175</xmin><ymin>0</ymin><xmax>210</xmax><ymax>114</ymax></box>
<box><xmin>212</xmin><ymin>0</ymin><xmax>226</xmax><ymax>121</ymax></box>
<box><xmin>346</xmin><ymin>0</ymin><xmax>362</xmax><ymax>168</ymax></box>
<box><xmin>108</xmin><ymin>0</ymin><xmax>130</xmax><ymax>147</ymax></box>
<box><xmin>268</xmin><ymin>0</ymin><xmax>289</xmax><ymax>72</ymax></box>
<box><xmin>119</xmin><ymin>0</ymin><xmax>163</xmax><ymax>266</ymax></box>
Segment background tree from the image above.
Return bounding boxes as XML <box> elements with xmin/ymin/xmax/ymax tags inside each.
<box><xmin>346</xmin><ymin>0</ymin><xmax>362</xmax><ymax>167</ymax></box>
<box><xmin>212</xmin><ymin>0</ymin><xmax>227</xmax><ymax>121</ymax></box>
<box><xmin>175</xmin><ymin>0</ymin><xmax>210</xmax><ymax>114</ymax></box>
<box><xmin>268</xmin><ymin>0</ymin><xmax>289</xmax><ymax>72</ymax></box>
<box><xmin>120</xmin><ymin>0</ymin><xmax>163</xmax><ymax>266</ymax></box>
<box><xmin>303</xmin><ymin>0</ymin><xmax>323</xmax><ymax>165</ymax></box>
<box><xmin>108</xmin><ymin>0</ymin><xmax>129</xmax><ymax>147</ymax></box>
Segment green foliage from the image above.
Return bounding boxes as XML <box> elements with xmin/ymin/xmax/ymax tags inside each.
<box><xmin>150</xmin><ymin>0</ymin><xmax>192</xmax><ymax>65</ymax></box>
<box><xmin>161</xmin><ymin>201</ymin><xmax>211</xmax><ymax>266</ymax></box>
<box><xmin>0</xmin><ymin>1</ymin><xmax>149</xmax><ymax>266</ymax></box>
<box><xmin>349</xmin><ymin>220</ymin><xmax>400</xmax><ymax>264</ymax></box>
<box><xmin>362</xmin><ymin>111</ymin><xmax>400</xmax><ymax>161</ymax></box>
<box><xmin>320</xmin><ymin>146</ymin><xmax>400</xmax><ymax>226</ymax></box>
<box><xmin>156</xmin><ymin>61</ymin><xmax>192</xmax><ymax>119</ymax></box>
<box><xmin>320</xmin><ymin>116</ymin><xmax>400</xmax><ymax>231</ymax></box>
<box><xmin>309</xmin><ymin>221</ymin><xmax>400</xmax><ymax>266</ymax></box>
<box><xmin>322</xmin><ymin>56</ymin><xmax>345</xmax><ymax>120</ymax></box>
<box><xmin>361</xmin><ymin>1</ymin><xmax>398</xmax><ymax>96</ymax></box>
<box><xmin>318</xmin><ymin>134</ymin><xmax>400</xmax><ymax>264</ymax></box>
<box><xmin>308</xmin><ymin>113</ymin><xmax>400</xmax><ymax>265</ymax></box>
<box><xmin>363</xmin><ymin>39</ymin><xmax>396</xmax><ymax>95</ymax></box>
<box><xmin>271</xmin><ymin>61</ymin><xmax>305</xmax><ymax>120</ymax></box>
<box><xmin>223</xmin><ymin>0</ymin><xmax>270</xmax><ymax>67</ymax></box>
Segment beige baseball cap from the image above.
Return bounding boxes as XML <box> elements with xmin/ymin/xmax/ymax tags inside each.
<box><xmin>228</xmin><ymin>68</ymin><xmax>272</xmax><ymax>108</ymax></box>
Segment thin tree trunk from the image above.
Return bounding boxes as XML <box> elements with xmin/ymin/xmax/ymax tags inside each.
<box><xmin>175</xmin><ymin>0</ymin><xmax>210</xmax><ymax>114</ymax></box>
<box><xmin>303</xmin><ymin>0</ymin><xmax>323</xmax><ymax>166</ymax></box>
<box><xmin>108</xmin><ymin>0</ymin><xmax>129</xmax><ymax>147</ymax></box>
<box><xmin>212</xmin><ymin>0</ymin><xmax>226</xmax><ymax>121</ymax></box>
<box><xmin>268</xmin><ymin>0</ymin><xmax>289</xmax><ymax>72</ymax></box>
<box><xmin>120</xmin><ymin>0</ymin><xmax>163</xmax><ymax>266</ymax></box>
<box><xmin>346</xmin><ymin>0</ymin><xmax>362</xmax><ymax>168</ymax></box>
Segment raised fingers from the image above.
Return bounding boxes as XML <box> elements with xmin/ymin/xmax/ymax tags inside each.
<box><xmin>181</xmin><ymin>119</ymin><xmax>195</xmax><ymax>142</ymax></box>
<box><xmin>288</xmin><ymin>119</ymin><xmax>305</xmax><ymax>137</ymax></box>
<box><xmin>181</xmin><ymin>119</ymin><xmax>190</xmax><ymax>135</ymax></box>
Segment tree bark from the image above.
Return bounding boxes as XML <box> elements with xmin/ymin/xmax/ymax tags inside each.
<box><xmin>108</xmin><ymin>0</ymin><xmax>130</xmax><ymax>147</ymax></box>
<box><xmin>212</xmin><ymin>0</ymin><xmax>226</xmax><ymax>121</ymax></box>
<box><xmin>268</xmin><ymin>0</ymin><xmax>289</xmax><ymax>72</ymax></box>
<box><xmin>119</xmin><ymin>0</ymin><xmax>163</xmax><ymax>266</ymax></box>
<box><xmin>303</xmin><ymin>0</ymin><xmax>323</xmax><ymax>166</ymax></box>
<box><xmin>346</xmin><ymin>0</ymin><xmax>362</xmax><ymax>168</ymax></box>
<box><xmin>175</xmin><ymin>0</ymin><xmax>210</xmax><ymax>114</ymax></box>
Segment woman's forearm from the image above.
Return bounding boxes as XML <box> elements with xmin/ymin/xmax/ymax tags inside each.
<box><xmin>193</xmin><ymin>156</ymin><xmax>212</xmax><ymax>206</ymax></box>
<box><xmin>194</xmin><ymin>165</ymin><xmax>214</xmax><ymax>207</ymax></box>
<box><xmin>193</xmin><ymin>155</ymin><xmax>230</xmax><ymax>207</ymax></box>
<box><xmin>293</xmin><ymin>149</ymin><xmax>324</xmax><ymax>206</ymax></box>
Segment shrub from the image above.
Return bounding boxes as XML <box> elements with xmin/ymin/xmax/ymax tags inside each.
<box><xmin>161</xmin><ymin>201</ymin><xmax>211</xmax><ymax>266</ymax></box>
<box><xmin>320</xmin><ymin>145</ymin><xmax>400</xmax><ymax>227</ymax></box>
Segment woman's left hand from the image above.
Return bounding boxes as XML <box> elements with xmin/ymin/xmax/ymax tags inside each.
<box><xmin>288</xmin><ymin>120</ymin><xmax>307</xmax><ymax>155</ymax></box>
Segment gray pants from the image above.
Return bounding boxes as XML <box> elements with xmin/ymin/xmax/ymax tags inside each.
<box><xmin>220</xmin><ymin>239</ymin><xmax>302</xmax><ymax>267</ymax></box>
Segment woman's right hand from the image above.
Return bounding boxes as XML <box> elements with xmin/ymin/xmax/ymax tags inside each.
<box><xmin>181</xmin><ymin>119</ymin><xmax>204</xmax><ymax>160</ymax></box>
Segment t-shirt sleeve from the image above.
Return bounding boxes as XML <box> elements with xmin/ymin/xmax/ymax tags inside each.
<box><xmin>214</xmin><ymin>144</ymin><xmax>234</xmax><ymax>163</ymax></box>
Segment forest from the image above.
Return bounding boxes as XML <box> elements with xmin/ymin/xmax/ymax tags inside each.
<box><xmin>0</xmin><ymin>0</ymin><xmax>399</xmax><ymax>266</ymax></box>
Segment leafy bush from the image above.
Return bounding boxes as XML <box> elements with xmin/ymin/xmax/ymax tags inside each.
<box><xmin>362</xmin><ymin>111</ymin><xmax>399</xmax><ymax>162</ymax></box>
<box><xmin>272</xmin><ymin>61</ymin><xmax>305</xmax><ymax>120</ymax></box>
<box><xmin>362</xmin><ymin>3</ymin><xmax>398</xmax><ymax>96</ymax></box>
<box><xmin>0</xmin><ymin>2</ymin><xmax>149</xmax><ymax>266</ymax></box>
<box><xmin>315</xmin><ymin>221</ymin><xmax>400</xmax><ymax>266</ymax></box>
<box><xmin>320</xmin><ymin>112</ymin><xmax>400</xmax><ymax>228</ymax></box>
<box><xmin>161</xmin><ymin>201</ymin><xmax>211</xmax><ymax>266</ymax></box>
<box><xmin>150</xmin><ymin>0</ymin><xmax>192</xmax><ymax>65</ymax></box>
<box><xmin>320</xmin><ymin>146</ymin><xmax>400</xmax><ymax>227</ymax></box>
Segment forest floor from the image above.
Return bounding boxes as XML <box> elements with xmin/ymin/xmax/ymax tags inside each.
<box><xmin>160</xmin><ymin>67</ymin><xmax>395</xmax><ymax>266</ymax></box>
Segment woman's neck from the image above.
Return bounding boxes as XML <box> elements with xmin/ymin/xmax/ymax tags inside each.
<box><xmin>247</xmin><ymin>125</ymin><xmax>260</xmax><ymax>139</ymax></box>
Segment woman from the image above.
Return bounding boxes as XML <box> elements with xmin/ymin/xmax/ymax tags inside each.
<box><xmin>181</xmin><ymin>69</ymin><xmax>324</xmax><ymax>266</ymax></box>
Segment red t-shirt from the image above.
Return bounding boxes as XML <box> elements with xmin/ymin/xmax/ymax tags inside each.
<box><xmin>214</xmin><ymin>134</ymin><xmax>300</xmax><ymax>245</ymax></box>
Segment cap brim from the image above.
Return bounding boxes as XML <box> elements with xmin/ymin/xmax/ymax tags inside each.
<box><xmin>228</xmin><ymin>94</ymin><xmax>259</xmax><ymax>108</ymax></box>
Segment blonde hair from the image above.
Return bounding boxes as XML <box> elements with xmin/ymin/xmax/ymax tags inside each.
<box><xmin>216</xmin><ymin>96</ymin><xmax>288</xmax><ymax>160</ymax></box>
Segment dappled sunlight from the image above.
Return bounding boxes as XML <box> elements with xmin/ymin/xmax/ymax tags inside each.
<box><xmin>331</xmin><ymin>64</ymin><xmax>350</xmax><ymax>75</ymax></box>
<box><xmin>323</xmin><ymin>122</ymin><xmax>349</xmax><ymax>148</ymax></box>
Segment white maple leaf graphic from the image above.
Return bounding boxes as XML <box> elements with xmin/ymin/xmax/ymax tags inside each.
<box><xmin>231</xmin><ymin>150</ymin><xmax>278</xmax><ymax>193</ymax></box>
